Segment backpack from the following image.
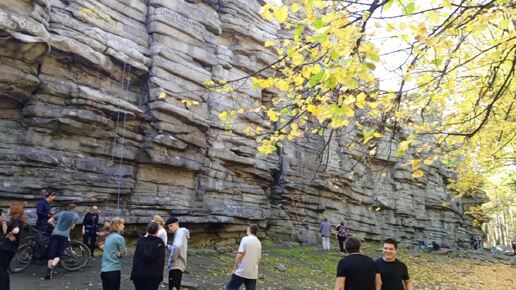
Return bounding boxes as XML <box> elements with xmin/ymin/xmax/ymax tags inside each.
<box><xmin>337</xmin><ymin>225</ymin><xmax>348</xmax><ymax>237</ymax></box>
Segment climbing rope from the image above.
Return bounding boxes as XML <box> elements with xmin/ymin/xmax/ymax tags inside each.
<box><xmin>116</xmin><ymin>63</ymin><xmax>131</xmax><ymax>210</ymax></box>
<box><xmin>109</xmin><ymin>62</ymin><xmax>131</xmax><ymax>210</ymax></box>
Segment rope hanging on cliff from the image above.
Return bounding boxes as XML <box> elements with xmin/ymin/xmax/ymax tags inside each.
<box><xmin>110</xmin><ymin>62</ymin><xmax>132</xmax><ymax>210</ymax></box>
<box><xmin>117</xmin><ymin>63</ymin><xmax>131</xmax><ymax>210</ymax></box>
<box><xmin>110</xmin><ymin>63</ymin><xmax>127</xmax><ymax>163</ymax></box>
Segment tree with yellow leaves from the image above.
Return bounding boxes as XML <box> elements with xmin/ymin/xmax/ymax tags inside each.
<box><xmin>212</xmin><ymin>0</ymin><xmax>514</xmax><ymax>195</ymax></box>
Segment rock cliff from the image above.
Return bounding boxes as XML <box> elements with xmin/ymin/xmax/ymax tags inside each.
<box><xmin>0</xmin><ymin>0</ymin><xmax>486</xmax><ymax>246</ymax></box>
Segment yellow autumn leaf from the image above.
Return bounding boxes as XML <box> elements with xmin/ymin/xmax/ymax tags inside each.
<box><xmin>276</xmin><ymin>79</ymin><xmax>290</xmax><ymax>91</ymax></box>
<box><xmin>264</xmin><ymin>40</ymin><xmax>275</xmax><ymax>47</ymax></box>
<box><xmin>273</xmin><ymin>6</ymin><xmax>288</xmax><ymax>24</ymax></box>
<box><xmin>218</xmin><ymin>111</ymin><xmax>228</xmax><ymax>121</ymax></box>
<box><xmin>423</xmin><ymin>157</ymin><xmax>434</xmax><ymax>165</ymax></box>
<box><xmin>267</xmin><ymin>109</ymin><xmax>279</xmax><ymax>122</ymax></box>
<box><xmin>291</xmin><ymin>3</ymin><xmax>299</xmax><ymax>13</ymax></box>
<box><xmin>412</xmin><ymin>170</ymin><xmax>424</xmax><ymax>178</ymax></box>
<box><xmin>356</xmin><ymin>92</ymin><xmax>367</xmax><ymax>109</ymax></box>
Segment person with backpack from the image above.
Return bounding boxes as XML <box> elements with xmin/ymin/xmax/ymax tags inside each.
<box><xmin>336</xmin><ymin>222</ymin><xmax>349</xmax><ymax>252</ymax></box>
<box><xmin>82</xmin><ymin>205</ymin><xmax>100</xmax><ymax>257</ymax></box>
<box><xmin>0</xmin><ymin>202</ymin><xmax>26</xmax><ymax>290</ymax></box>
<box><xmin>131</xmin><ymin>221</ymin><xmax>165</xmax><ymax>290</ymax></box>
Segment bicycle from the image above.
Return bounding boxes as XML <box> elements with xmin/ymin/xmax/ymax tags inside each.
<box><xmin>8</xmin><ymin>226</ymin><xmax>91</xmax><ymax>273</ymax></box>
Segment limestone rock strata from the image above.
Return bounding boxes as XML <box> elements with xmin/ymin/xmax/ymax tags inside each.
<box><xmin>0</xmin><ymin>0</ymin><xmax>485</xmax><ymax>246</ymax></box>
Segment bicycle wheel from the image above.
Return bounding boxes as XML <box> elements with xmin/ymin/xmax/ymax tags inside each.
<box><xmin>8</xmin><ymin>244</ymin><xmax>33</xmax><ymax>273</ymax></box>
<box><xmin>61</xmin><ymin>240</ymin><xmax>91</xmax><ymax>271</ymax></box>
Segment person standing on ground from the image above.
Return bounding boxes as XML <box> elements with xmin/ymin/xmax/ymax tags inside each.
<box><xmin>131</xmin><ymin>221</ymin><xmax>165</xmax><ymax>290</ymax></box>
<box><xmin>82</xmin><ymin>205</ymin><xmax>100</xmax><ymax>257</ymax></box>
<box><xmin>335</xmin><ymin>236</ymin><xmax>381</xmax><ymax>290</ymax></box>
<box><xmin>97</xmin><ymin>219</ymin><xmax>111</xmax><ymax>251</ymax></box>
<box><xmin>152</xmin><ymin>215</ymin><xmax>167</xmax><ymax>245</ymax></box>
<box><xmin>226</xmin><ymin>224</ymin><xmax>262</xmax><ymax>290</ymax></box>
<box><xmin>101</xmin><ymin>217</ymin><xmax>127</xmax><ymax>290</ymax></box>
<box><xmin>511</xmin><ymin>239</ymin><xmax>516</xmax><ymax>255</ymax></box>
<box><xmin>375</xmin><ymin>238</ymin><xmax>413</xmax><ymax>290</ymax></box>
<box><xmin>45</xmin><ymin>203</ymin><xmax>79</xmax><ymax>280</ymax></box>
<box><xmin>0</xmin><ymin>202</ymin><xmax>26</xmax><ymax>290</ymax></box>
<box><xmin>320</xmin><ymin>218</ymin><xmax>331</xmax><ymax>251</ymax></box>
<box><xmin>336</xmin><ymin>222</ymin><xmax>349</xmax><ymax>252</ymax></box>
<box><xmin>36</xmin><ymin>189</ymin><xmax>56</xmax><ymax>233</ymax></box>
<box><xmin>165</xmin><ymin>216</ymin><xmax>190</xmax><ymax>290</ymax></box>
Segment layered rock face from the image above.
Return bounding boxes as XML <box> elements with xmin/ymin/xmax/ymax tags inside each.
<box><xmin>0</xmin><ymin>0</ymin><xmax>485</xmax><ymax>246</ymax></box>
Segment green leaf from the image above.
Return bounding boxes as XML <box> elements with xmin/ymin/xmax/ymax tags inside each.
<box><xmin>403</xmin><ymin>2</ymin><xmax>415</xmax><ymax>15</ymax></box>
<box><xmin>366</xmin><ymin>52</ymin><xmax>380</xmax><ymax>62</ymax></box>
<box><xmin>384</xmin><ymin>0</ymin><xmax>394</xmax><ymax>10</ymax></box>
<box><xmin>325</xmin><ymin>74</ymin><xmax>337</xmax><ymax>89</ymax></box>
<box><xmin>365</xmin><ymin>62</ymin><xmax>376</xmax><ymax>70</ymax></box>
<box><xmin>314</xmin><ymin>34</ymin><xmax>328</xmax><ymax>44</ymax></box>
<box><xmin>309</xmin><ymin>70</ymin><xmax>325</xmax><ymax>86</ymax></box>
<box><xmin>312</xmin><ymin>18</ymin><xmax>324</xmax><ymax>29</ymax></box>
<box><xmin>330</xmin><ymin>50</ymin><xmax>340</xmax><ymax>61</ymax></box>
<box><xmin>294</xmin><ymin>25</ymin><xmax>304</xmax><ymax>42</ymax></box>
<box><xmin>431</xmin><ymin>58</ymin><xmax>443</xmax><ymax>66</ymax></box>
<box><xmin>362</xmin><ymin>129</ymin><xmax>375</xmax><ymax>144</ymax></box>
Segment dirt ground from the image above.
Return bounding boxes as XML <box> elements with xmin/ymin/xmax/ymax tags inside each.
<box><xmin>10</xmin><ymin>242</ymin><xmax>516</xmax><ymax>290</ymax></box>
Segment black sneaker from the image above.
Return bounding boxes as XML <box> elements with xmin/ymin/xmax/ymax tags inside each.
<box><xmin>44</xmin><ymin>266</ymin><xmax>53</xmax><ymax>280</ymax></box>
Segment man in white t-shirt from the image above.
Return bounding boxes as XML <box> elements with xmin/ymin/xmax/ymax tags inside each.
<box><xmin>226</xmin><ymin>224</ymin><xmax>262</xmax><ymax>290</ymax></box>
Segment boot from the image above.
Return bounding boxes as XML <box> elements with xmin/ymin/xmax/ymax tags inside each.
<box><xmin>44</xmin><ymin>266</ymin><xmax>53</xmax><ymax>280</ymax></box>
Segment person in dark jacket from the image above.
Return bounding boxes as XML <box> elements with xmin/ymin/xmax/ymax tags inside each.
<box><xmin>131</xmin><ymin>221</ymin><xmax>165</xmax><ymax>290</ymax></box>
<box><xmin>82</xmin><ymin>205</ymin><xmax>100</xmax><ymax>257</ymax></box>
<box><xmin>35</xmin><ymin>189</ymin><xmax>56</xmax><ymax>233</ymax></box>
<box><xmin>0</xmin><ymin>202</ymin><xmax>26</xmax><ymax>290</ymax></box>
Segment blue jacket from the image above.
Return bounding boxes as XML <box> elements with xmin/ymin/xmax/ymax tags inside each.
<box><xmin>101</xmin><ymin>232</ymin><xmax>127</xmax><ymax>272</ymax></box>
<box><xmin>36</xmin><ymin>198</ymin><xmax>51</xmax><ymax>226</ymax></box>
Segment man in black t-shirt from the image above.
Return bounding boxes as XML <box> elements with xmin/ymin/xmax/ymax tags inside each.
<box><xmin>335</xmin><ymin>236</ymin><xmax>382</xmax><ymax>290</ymax></box>
<box><xmin>375</xmin><ymin>238</ymin><xmax>413</xmax><ymax>290</ymax></box>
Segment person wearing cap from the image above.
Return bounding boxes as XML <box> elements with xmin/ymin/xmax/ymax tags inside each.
<box><xmin>36</xmin><ymin>189</ymin><xmax>56</xmax><ymax>233</ymax></box>
<box><xmin>226</xmin><ymin>224</ymin><xmax>262</xmax><ymax>290</ymax></box>
<box><xmin>165</xmin><ymin>216</ymin><xmax>190</xmax><ymax>290</ymax></box>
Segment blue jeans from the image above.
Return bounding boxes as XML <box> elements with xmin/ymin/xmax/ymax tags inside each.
<box><xmin>226</xmin><ymin>274</ymin><xmax>257</xmax><ymax>290</ymax></box>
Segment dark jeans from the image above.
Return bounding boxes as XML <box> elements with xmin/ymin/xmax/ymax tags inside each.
<box><xmin>226</xmin><ymin>274</ymin><xmax>257</xmax><ymax>290</ymax></box>
<box><xmin>0</xmin><ymin>250</ymin><xmax>15</xmax><ymax>290</ymax></box>
<box><xmin>101</xmin><ymin>270</ymin><xmax>121</xmax><ymax>290</ymax></box>
<box><xmin>168</xmin><ymin>269</ymin><xmax>183</xmax><ymax>290</ymax></box>
<box><xmin>337</xmin><ymin>236</ymin><xmax>347</xmax><ymax>252</ymax></box>
<box><xmin>47</xmin><ymin>235</ymin><xmax>68</xmax><ymax>260</ymax></box>
<box><xmin>83</xmin><ymin>233</ymin><xmax>97</xmax><ymax>256</ymax></box>
<box><xmin>133</xmin><ymin>277</ymin><xmax>161</xmax><ymax>290</ymax></box>
<box><xmin>36</xmin><ymin>223</ymin><xmax>51</xmax><ymax>234</ymax></box>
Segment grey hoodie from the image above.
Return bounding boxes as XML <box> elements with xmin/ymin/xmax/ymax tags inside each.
<box><xmin>167</xmin><ymin>227</ymin><xmax>190</xmax><ymax>272</ymax></box>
